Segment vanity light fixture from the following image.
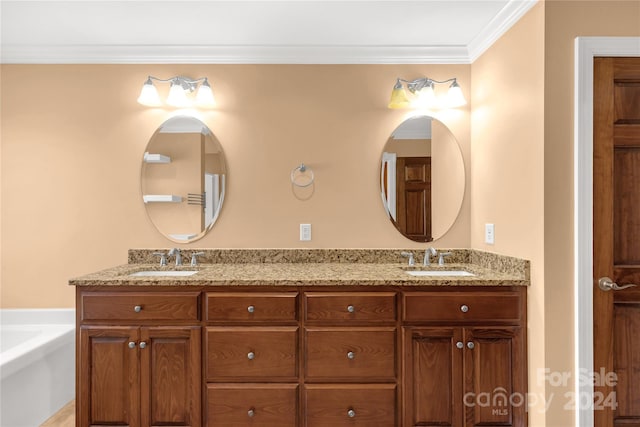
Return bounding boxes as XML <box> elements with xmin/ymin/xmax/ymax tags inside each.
<box><xmin>137</xmin><ymin>76</ymin><xmax>216</xmax><ymax>108</ymax></box>
<box><xmin>388</xmin><ymin>77</ymin><xmax>466</xmax><ymax>109</ymax></box>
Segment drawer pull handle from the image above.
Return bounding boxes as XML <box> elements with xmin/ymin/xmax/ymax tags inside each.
<box><xmin>247</xmin><ymin>305</ymin><xmax>255</xmax><ymax>313</ymax></box>
<box><xmin>134</xmin><ymin>305</ymin><xmax>142</xmax><ymax>313</ymax></box>
<box><xmin>460</xmin><ymin>305</ymin><xmax>469</xmax><ymax>313</ymax></box>
<box><xmin>347</xmin><ymin>305</ymin><xmax>355</xmax><ymax>313</ymax></box>
<box><xmin>347</xmin><ymin>351</ymin><xmax>355</xmax><ymax>360</ymax></box>
<box><xmin>128</xmin><ymin>341</ymin><xmax>136</xmax><ymax>349</ymax></box>
<box><xmin>247</xmin><ymin>408</ymin><xmax>255</xmax><ymax>417</ymax></box>
<box><xmin>456</xmin><ymin>341</ymin><xmax>464</xmax><ymax>349</ymax></box>
<box><xmin>467</xmin><ymin>341</ymin><xmax>475</xmax><ymax>350</ymax></box>
<box><xmin>247</xmin><ymin>351</ymin><xmax>255</xmax><ymax>360</ymax></box>
<box><xmin>347</xmin><ymin>409</ymin><xmax>356</xmax><ymax>418</ymax></box>
<box><xmin>139</xmin><ymin>341</ymin><xmax>147</xmax><ymax>349</ymax></box>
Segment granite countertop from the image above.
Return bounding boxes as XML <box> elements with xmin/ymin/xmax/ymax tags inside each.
<box><xmin>70</xmin><ymin>249</ymin><xmax>530</xmax><ymax>287</ymax></box>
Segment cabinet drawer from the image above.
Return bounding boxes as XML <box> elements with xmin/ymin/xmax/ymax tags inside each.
<box><xmin>305</xmin><ymin>384</ymin><xmax>396</xmax><ymax>427</ymax></box>
<box><xmin>207</xmin><ymin>384</ymin><xmax>298</xmax><ymax>427</ymax></box>
<box><xmin>305</xmin><ymin>327</ymin><xmax>396</xmax><ymax>380</ymax></box>
<box><xmin>80</xmin><ymin>291</ymin><xmax>200</xmax><ymax>321</ymax></box>
<box><xmin>206</xmin><ymin>327</ymin><xmax>298</xmax><ymax>380</ymax></box>
<box><xmin>403</xmin><ymin>292</ymin><xmax>522</xmax><ymax>323</ymax></box>
<box><xmin>305</xmin><ymin>292</ymin><xmax>396</xmax><ymax>322</ymax></box>
<box><xmin>206</xmin><ymin>292</ymin><xmax>297</xmax><ymax>322</ymax></box>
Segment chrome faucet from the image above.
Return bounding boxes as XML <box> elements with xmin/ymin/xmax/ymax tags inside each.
<box><xmin>401</xmin><ymin>251</ymin><xmax>415</xmax><ymax>266</ymax></box>
<box><xmin>168</xmin><ymin>248</ymin><xmax>182</xmax><ymax>266</ymax></box>
<box><xmin>152</xmin><ymin>252</ymin><xmax>168</xmax><ymax>266</ymax></box>
<box><xmin>423</xmin><ymin>247</ymin><xmax>437</xmax><ymax>266</ymax></box>
<box><xmin>438</xmin><ymin>251</ymin><xmax>452</xmax><ymax>266</ymax></box>
<box><xmin>190</xmin><ymin>252</ymin><xmax>205</xmax><ymax>266</ymax></box>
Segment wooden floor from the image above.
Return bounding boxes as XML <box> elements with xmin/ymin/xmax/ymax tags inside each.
<box><xmin>40</xmin><ymin>400</ymin><xmax>74</xmax><ymax>427</ymax></box>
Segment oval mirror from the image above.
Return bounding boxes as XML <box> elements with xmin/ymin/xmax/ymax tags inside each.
<box><xmin>141</xmin><ymin>116</ymin><xmax>226</xmax><ymax>243</ymax></box>
<box><xmin>380</xmin><ymin>115</ymin><xmax>464</xmax><ymax>242</ymax></box>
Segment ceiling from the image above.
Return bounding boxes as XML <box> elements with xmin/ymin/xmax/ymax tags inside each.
<box><xmin>0</xmin><ymin>0</ymin><xmax>537</xmax><ymax>64</ymax></box>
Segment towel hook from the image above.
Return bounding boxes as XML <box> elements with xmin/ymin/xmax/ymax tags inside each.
<box><xmin>291</xmin><ymin>163</ymin><xmax>314</xmax><ymax>187</ymax></box>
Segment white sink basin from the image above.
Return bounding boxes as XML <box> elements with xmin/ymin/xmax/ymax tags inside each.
<box><xmin>406</xmin><ymin>270</ymin><xmax>475</xmax><ymax>277</ymax></box>
<box><xmin>130</xmin><ymin>270</ymin><xmax>198</xmax><ymax>277</ymax></box>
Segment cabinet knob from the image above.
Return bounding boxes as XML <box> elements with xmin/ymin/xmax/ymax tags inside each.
<box><xmin>247</xmin><ymin>408</ymin><xmax>255</xmax><ymax>417</ymax></box>
<box><xmin>467</xmin><ymin>341</ymin><xmax>475</xmax><ymax>350</ymax></box>
<box><xmin>347</xmin><ymin>305</ymin><xmax>355</xmax><ymax>313</ymax></box>
<box><xmin>460</xmin><ymin>305</ymin><xmax>469</xmax><ymax>313</ymax></box>
<box><xmin>247</xmin><ymin>351</ymin><xmax>255</xmax><ymax>360</ymax></box>
<box><xmin>139</xmin><ymin>341</ymin><xmax>147</xmax><ymax>349</ymax></box>
<box><xmin>456</xmin><ymin>341</ymin><xmax>464</xmax><ymax>349</ymax></box>
<box><xmin>347</xmin><ymin>351</ymin><xmax>355</xmax><ymax>360</ymax></box>
<box><xmin>134</xmin><ymin>305</ymin><xmax>142</xmax><ymax>313</ymax></box>
<box><xmin>347</xmin><ymin>409</ymin><xmax>356</xmax><ymax>418</ymax></box>
<box><xmin>247</xmin><ymin>305</ymin><xmax>255</xmax><ymax>313</ymax></box>
<box><xmin>128</xmin><ymin>341</ymin><xmax>136</xmax><ymax>349</ymax></box>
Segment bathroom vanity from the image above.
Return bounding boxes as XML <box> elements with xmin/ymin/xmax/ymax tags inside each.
<box><xmin>71</xmin><ymin>249</ymin><xmax>529</xmax><ymax>427</ymax></box>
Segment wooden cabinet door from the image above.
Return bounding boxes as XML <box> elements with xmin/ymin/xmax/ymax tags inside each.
<box><xmin>140</xmin><ymin>326</ymin><xmax>201</xmax><ymax>427</ymax></box>
<box><xmin>403</xmin><ymin>327</ymin><xmax>463</xmax><ymax>427</ymax></box>
<box><xmin>78</xmin><ymin>326</ymin><xmax>139</xmax><ymax>427</ymax></box>
<box><xmin>404</xmin><ymin>326</ymin><xmax>527</xmax><ymax>427</ymax></box>
<box><xmin>463</xmin><ymin>327</ymin><xmax>526</xmax><ymax>427</ymax></box>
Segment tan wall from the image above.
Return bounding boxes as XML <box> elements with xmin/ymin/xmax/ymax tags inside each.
<box><xmin>543</xmin><ymin>2</ymin><xmax>640</xmax><ymax>426</ymax></box>
<box><xmin>0</xmin><ymin>64</ymin><xmax>471</xmax><ymax>308</ymax></box>
<box><xmin>471</xmin><ymin>3</ymin><xmax>546</xmax><ymax>425</ymax></box>
<box><xmin>432</xmin><ymin>119</ymin><xmax>465</xmax><ymax>239</ymax></box>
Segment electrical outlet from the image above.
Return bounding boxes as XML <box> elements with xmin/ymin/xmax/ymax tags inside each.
<box><xmin>300</xmin><ymin>224</ymin><xmax>312</xmax><ymax>241</ymax></box>
<box><xmin>485</xmin><ymin>223</ymin><xmax>495</xmax><ymax>245</ymax></box>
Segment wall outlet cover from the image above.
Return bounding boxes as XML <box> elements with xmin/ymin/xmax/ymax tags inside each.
<box><xmin>485</xmin><ymin>223</ymin><xmax>495</xmax><ymax>245</ymax></box>
<box><xmin>300</xmin><ymin>223</ymin><xmax>312</xmax><ymax>241</ymax></box>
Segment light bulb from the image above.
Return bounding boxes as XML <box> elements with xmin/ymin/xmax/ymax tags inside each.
<box><xmin>195</xmin><ymin>80</ymin><xmax>216</xmax><ymax>108</ymax></box>
<box><xmin>167</xmin><ymin>79</ymin><xmax>191</xmax><ymax>108</ymax></box>
<box><xmin>137</xmin><ymin>77</ymin><xmax>162</xmax><ymax>107</ymax></box>
<box><xmin>446</xmin><ymin>80</ymin><xmax>466</xmax><ymax>108</ymax></box>
<box><xmin>388</xmin><ymin>80</ymin><xmax>410</xmax><ymax>109</ymax></box>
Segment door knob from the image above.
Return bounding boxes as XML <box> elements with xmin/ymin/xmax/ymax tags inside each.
<box><xmin>598</xmin><ymin>277</ymin><xmax>638</xmax><ymax>291</ymax></box>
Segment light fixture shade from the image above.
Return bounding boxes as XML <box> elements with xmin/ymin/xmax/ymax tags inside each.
<box><xmin>388</xmin><ymin>81</ymin><xmax>410</xmax><ymax>109</ymax></box>
<box><xmin>414</xmin><ymin>84</ymin><xmax>437</xmax><ymax>109</ymax></box>
<box><xmin>167</xmin><ymin>80</ymin><xmax>190</xmax><ymax>107</ymax></box>
<box><xmin>195</xmin><ymin>80</ymin><xmax>216</xmax><ymax>108</ymax></box>
<box><xmin>137</xmin><ymin>78</ymin><xmax>162</xmax><ymax>107</ymax></box>
<box><xmin>446</xmin><ymin>81</ymin><xmax>467</xmax><ymax>108</ymax></box>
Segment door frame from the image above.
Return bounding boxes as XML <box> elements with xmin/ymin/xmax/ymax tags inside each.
<box><xmin>574</xmin><ymin>36</ymin><xmax>640</xmax><ymax>427</ymax></box>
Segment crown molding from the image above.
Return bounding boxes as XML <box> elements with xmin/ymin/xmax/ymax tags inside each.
<box><xmin>467</xmin><ymin>0</ymin><xmax>538</xmax><ymax>62</ymax></box>
<box><xmin>0</xmin><ymin>44</ymin><xmax>473</xmax><ymax>64</ymax></box>
<box><xmin>0</xmin><ymin>0</ymin><xmax>537</xmax><ymax>65</ymax></box>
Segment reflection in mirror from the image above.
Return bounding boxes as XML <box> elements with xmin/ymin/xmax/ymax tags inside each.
<box><xmin>141</xmin><ymin>116</ymin><xmax>226</xmax><ymax>243</ymax></box>
<box><xmin>381</xmin><ymin>115</ymin><xmax>464</xmax><ymax>242</ymax></box>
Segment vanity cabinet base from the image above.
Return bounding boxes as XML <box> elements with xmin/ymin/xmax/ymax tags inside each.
<box><xmin>76</xmin><ymin>286</ymin><xmax>526</xmax><ymax>427</ymax></box>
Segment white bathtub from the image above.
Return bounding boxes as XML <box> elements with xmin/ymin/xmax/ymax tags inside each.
<box><xmin>0</xmin><ymin>309</ymin><xmax>75</xmax><ymax>427</ymax></box>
